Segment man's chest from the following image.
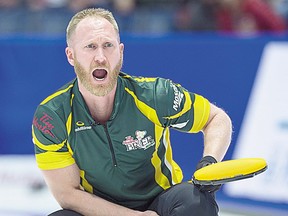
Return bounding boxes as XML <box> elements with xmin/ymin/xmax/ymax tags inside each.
<box><xmin>68</xmin><ymin>105</ymin><xmax>159</xmax><ymax>171</ymax></box>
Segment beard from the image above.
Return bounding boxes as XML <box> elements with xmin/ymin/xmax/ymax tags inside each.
<box><xmin>74</xmin><ymin>56</ymin><xmax>123</xmax><ymax>97</ymax></box>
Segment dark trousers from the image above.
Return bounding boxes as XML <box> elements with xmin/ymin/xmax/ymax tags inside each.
<box><xmin>48</xmin><ymin>182</ymin><xmax>218</xmax><ymax>216</ymax></box>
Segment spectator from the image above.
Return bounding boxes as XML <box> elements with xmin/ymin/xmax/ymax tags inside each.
<box><xmin>0</xmin><ymin>0</ymin><xmax>286</xmax><ymax>35</ymax></box>
<box><xmin>174</xmin><ymin>0</ymin><xmax>287</xmax><ymax>33</ymax></box>
<box><xmin>130</xmin><ymin>1</ymin><xmax>173</xmax><ymax>34</ymax></box>
<box><xmin>173</xmin><ymin>0</ymin><xmax>217</xmax><ymax>31</ymax></box>
<box><xmin>111</xmin><ymin>0</ymin><xmax>136</xmax><ymax>32</ymax></box>
<box><xmin>21</xmin><ymin>0</ymin><xmax>49</xmax><ymax>33</ymax></box>
<box><xmin>215</xmin><ymin>0</ymin><xmax>286</xmax><ymax>34</ymax></box>
<box><xmin>0</xmin><ymin>0</ymin><xmax>24</xmax><ymax>34</ymax></box>
<box><xmin>66</xmin><ymin>0</ymin><xmax>102</xmax><ymax>13</ymax></box>
<box><xmin>268</xmin><ymin>0</ymin><xmax>288</xmax><ymax>28</ymax></box>
<box><xmin>20</xmin><ymin>0</ymin><xmax>108</xmax><ymax>35</ymax></box>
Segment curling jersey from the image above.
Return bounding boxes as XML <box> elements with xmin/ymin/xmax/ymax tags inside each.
<box><xmin>32</xmin><ymin>72</ymin><xmax>210</xmax><ymax>210</ymax></box>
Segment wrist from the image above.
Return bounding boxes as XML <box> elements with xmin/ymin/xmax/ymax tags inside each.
<box><xmin>196</xmin><ymin>155</ymin><xmax>217</xmax><ymax>171</ymax></box>
<box><xmin>202</xmin><ymin>155</ymin><xmax>217</xmax><ymax>163</ymax></box>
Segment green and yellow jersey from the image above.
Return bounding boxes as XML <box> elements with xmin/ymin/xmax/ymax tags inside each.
<box><xmin>32</xmin><ymin>72</ymin><xmax>210</xmax><ymax>210</ymax></box>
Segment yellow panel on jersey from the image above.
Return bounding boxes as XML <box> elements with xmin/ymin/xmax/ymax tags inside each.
<box><xmin>151</xmin><ymin>125</ymin><xmax>171</xmax><ymax>190</ymax></box>
<box><xmin>80</xmin><ymin>170</ymin><xmax>93</xmax><ymax>193</ymax></box>
<box><xmin>171</xmin><ymin>160</ymin><xmax>183</xmax><ymax>183</ymax></box>
<box><xmin>133</xmin><ymin>77</ymin><xmax>157</xmax><ymax>82</ymax></box>
<box><xmin>163</xmin><ymin>128</ymin><xmax>183</xmax><ymax>184</ymax></box>
<box><xmin>68</xmin><ymin>94</ymin><xmax>74</xmax><ymax>136</ymax></box>
<box><xmin>32</xmin><ymin>127</ymin><xmax>65</xmax><ymax>152</ymax></box>
<box><xmin>67</xmin><ymin>141</ymin><xmax>74</xmax><ymax>156</ymax></box>
<box><xmin>40</xmin><ymin>84</ymin><xmax>74</xmax><ymax>105</ymax></box>
<box><xmin>70</xmin><ymin>94</ymin><xmax>74</xmax><ymax>106</ymax></box>
<box><xmin>124</xmin><ymin>87</ymin><xmax>161</xmax><ymax>126</ymax></box>
<box><xmin>66</xmin><ymin>112</ymin><xmax>72</xmax><ymax>136</ymax></box>
<box><xmin>35</xmin><ymin>151</ymin><xmax>75</xmax><ymax>170</ymax></box>
<box><xmin>66</xmin><ymin>94</ymin><xmax>73</xmax><ymax>138</ymax></box>
<box><xmin>164</xmin><ymin>91</ymin><xmax>192</xmax><ymax>120</ymax></box>
<box><xmin>190</xmin><ymin>94</ymin><xmax>210</xmax><ymax>133</ymax></box>
<box><xmin>121</xmin><ymin>74</ymin><xmax>157</xmax><ymax>83</ymax></box>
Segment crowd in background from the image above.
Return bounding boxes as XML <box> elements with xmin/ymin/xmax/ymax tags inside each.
<box><xmin>0</xmin><ymin>0</ymin><xmax>287</xmax><ymax>35</ymax></box>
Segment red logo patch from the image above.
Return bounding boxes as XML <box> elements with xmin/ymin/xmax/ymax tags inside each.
<box><xmin>33</xmin><ymin>112</ymin><xmax>55</xmax><ymax>138</ymax></box>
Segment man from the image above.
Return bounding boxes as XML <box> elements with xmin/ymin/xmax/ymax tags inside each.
<box><xmin>32</xmin><ymin>8</ymin><xmax>232</xmax><ymax>216</ymax></box>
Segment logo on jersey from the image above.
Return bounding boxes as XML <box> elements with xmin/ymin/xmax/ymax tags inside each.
<box><xmin>170</xmin><ymin>82</ymin><xmax>184</xmax><ymax>111</ymax></box>
<box><xmin>33</xmin><ymin>112</ymin><xmax>55</xmax><ymax>138</ymax></box>
<box><xmin>75</xmin><ymin>121</ymin><xmax>92</xmax><ymax>132</ymax></box>
<box><xmin>122</xmin><ymin>130</ymin><xmax>155</xmax><ymax>151</ymax></box>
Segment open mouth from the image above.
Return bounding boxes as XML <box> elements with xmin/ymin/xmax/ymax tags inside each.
<box><xmin>92</xmin><ymin>69</ymin><xmax>107</xmax><ymax>81</ymax></box>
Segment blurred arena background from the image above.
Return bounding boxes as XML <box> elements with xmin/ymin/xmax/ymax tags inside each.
<box><xmin>0</xmin><ymin>0</ymin><xmax>288</xmax><ymax>215</ymax></box>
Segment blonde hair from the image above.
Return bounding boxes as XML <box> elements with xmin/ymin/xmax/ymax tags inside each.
<box><xmin>66</xmin><ymin>8</ymin><xmax>120</xmax><ymax>46</ymax></box>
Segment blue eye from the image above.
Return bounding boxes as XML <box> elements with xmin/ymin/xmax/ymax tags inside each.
<box><xmin>104</xmin><ymin>42</ymin><xmax>113</xmax><ymax>48</ymax></box>
<box><xmin>85</xmin><ymin>44</ymin><xmax>97</xmax><ymax>49</ymax></box>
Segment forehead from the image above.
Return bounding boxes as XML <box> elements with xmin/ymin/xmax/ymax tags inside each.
<box><xmin>73</xmin><ymin>16</ymin><xmax>118</xmax><ymax>42</ymax></box>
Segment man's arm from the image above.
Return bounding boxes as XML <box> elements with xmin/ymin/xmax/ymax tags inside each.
<box><xmin>202</xmin><ymin>103</ymin><xmax>233</xmax><ymax>162</ymax></box>
<box><xmin>42</xmin><ymin>164</ymin><xmax>158</xmax><ymax>216</ymax></box>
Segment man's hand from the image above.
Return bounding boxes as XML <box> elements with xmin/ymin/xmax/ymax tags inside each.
<box><xmin>196</xmin><ymin>155</ymin><xmax>217</xmax><ymax>170</ymax></box>
<box><xmin>194</xmin><ymin>156</ymin><xmax>222</xmax><ymax>193</ymax></box>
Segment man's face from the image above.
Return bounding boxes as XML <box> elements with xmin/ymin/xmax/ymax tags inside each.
<box><xmin>66</xmin><ymin>17</ymin><xmax>124</xmax><ymax>96</ymax></box>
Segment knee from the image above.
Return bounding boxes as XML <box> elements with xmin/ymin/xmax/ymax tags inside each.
<box><xmin>48</xmin><ymin>209</ymin><xmax>83</xmax><ymax>216</ymax></box>
<box><xmin>170</xmin><ymin>183</ymin><xmax>219</xmax><ymax>216</ymax></box>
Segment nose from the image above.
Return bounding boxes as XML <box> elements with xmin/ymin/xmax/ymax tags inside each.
<box><xmin>94</xmin><ymin>48</ymin><xmax>106</xmax><ymax>64</ymax></box>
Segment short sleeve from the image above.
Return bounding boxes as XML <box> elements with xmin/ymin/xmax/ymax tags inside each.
<box><xmin>155</xmin><ymin>80</ymin><xmax>210</xmax><ymax>133</ymax></box>
<box><xmin>32</xmin><ymin>105</ymin><xmax>75</xmax><ymax>170</ymax></box>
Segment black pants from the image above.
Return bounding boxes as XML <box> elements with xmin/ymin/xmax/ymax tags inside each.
<box><xmin>48</xmin><ymin>182</ymin><xmax>218</xmax><ymax>216</ymax></box>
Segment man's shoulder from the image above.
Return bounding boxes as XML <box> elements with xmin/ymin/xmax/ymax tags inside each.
<box><xmin>119</xmin><ymin>72</ymin><xmax>178</xmax><ymax>107</ymax></box>
<box><xmin>119</xmin><ymin>72</ymin><xmax>170</xmax><ymax>91</ymax></box>
<box><xmin>37</xmin><ymin>79</ymin><xmax>76</xmax><ymax>113</ymax></box>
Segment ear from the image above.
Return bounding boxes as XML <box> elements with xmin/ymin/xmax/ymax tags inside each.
<box><xmin>119</xmin><ymin>43</ymin><xmax>124</xmax><ymax>55</ymax></box>
<box><xmin>65</xmin><ymin>47</ymin><xmax>75</xmax><ymax>66</ymax></box>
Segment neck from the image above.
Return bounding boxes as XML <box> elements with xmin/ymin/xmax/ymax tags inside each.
<box><xmin>78</xmin><ymin>81</ymin><xmax>117</xmax><ymax>124</ymax></box>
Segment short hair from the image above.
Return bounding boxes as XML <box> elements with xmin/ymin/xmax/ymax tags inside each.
<box><xmin>66</xmin><ymin>8</ymin><xmax>120</xmax><ymax>46</ymax></box>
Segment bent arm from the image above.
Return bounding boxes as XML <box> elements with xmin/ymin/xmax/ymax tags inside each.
<box><xmin>42</xmin><ymin>164</ymin><xmax>155</xmax><ymax>216</ymax></box>
<box><xmin>202</xmin><ymin>103</ymin><xmax>233</xmax><ymax>162</ymax></box>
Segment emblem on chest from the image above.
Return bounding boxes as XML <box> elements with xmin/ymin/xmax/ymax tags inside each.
<box><xmin>122</xmin><ymin>130</ymin><xmax>155</xmax><ymax>151</ymax></box>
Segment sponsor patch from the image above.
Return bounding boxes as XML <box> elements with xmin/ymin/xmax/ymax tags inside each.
<box><xmin>33</xmin><ymin>112</ymin><xmax>55</xmax><ymax>138</ymax></box>
<box><xmin>170</xmin><ymin>82</ymin><xmax>184</xmax><ymax>111</ymax></box>
<box><xmin>122</xmin><ymin>130</ymin><xmax>155</xmax><ymax>151</ymax></box>
<box><xmin>75</xmin><ymin>120</ymin><xmax>92</xmax><ymax>132</ymax></box>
